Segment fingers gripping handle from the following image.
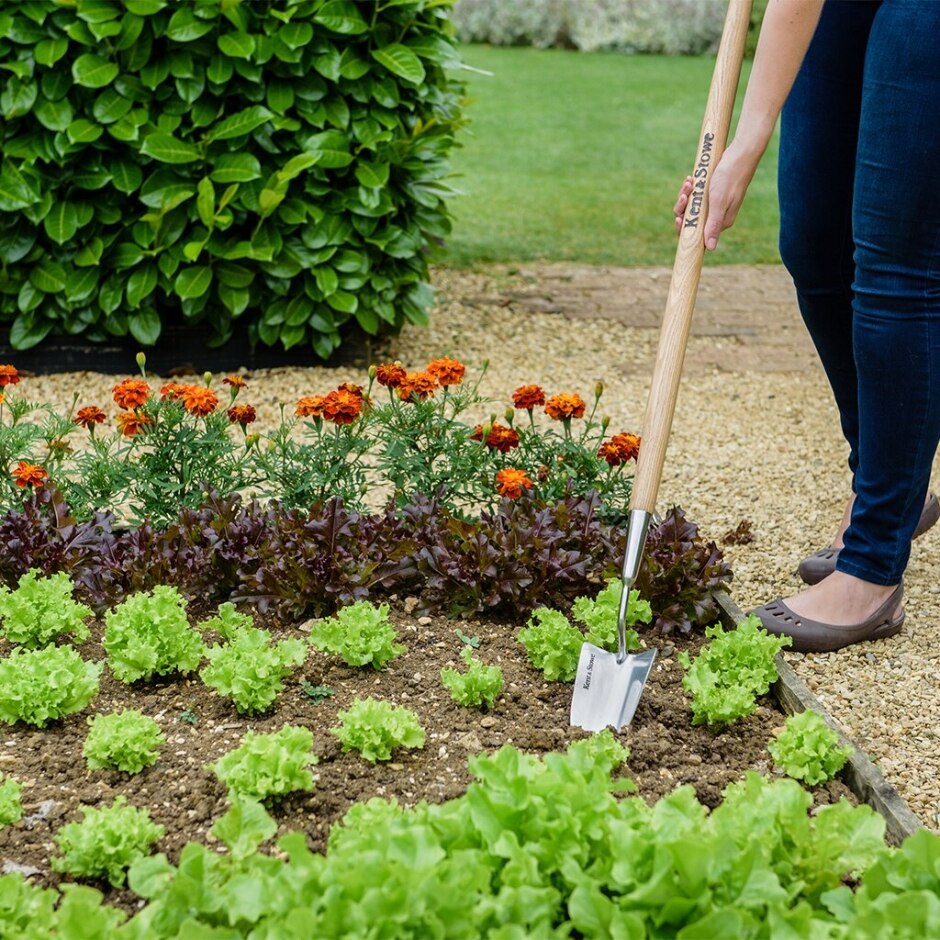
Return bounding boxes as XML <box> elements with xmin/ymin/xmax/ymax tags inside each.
<box><xmin>631</xmin><ymin>0</ymin><xmax>752</xmax><ymax>514</ymax></box>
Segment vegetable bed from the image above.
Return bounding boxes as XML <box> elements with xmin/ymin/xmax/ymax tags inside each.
<box><xmin>0</xmin><ymin>596</ymin><xmax>853</xmax><ymax>908</ymax></box>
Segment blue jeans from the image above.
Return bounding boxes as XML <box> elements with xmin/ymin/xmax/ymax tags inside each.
<box><xmin>778</xmin><ymin>0</ymin><xmax>940</xmax><ymax>585</ymax></box>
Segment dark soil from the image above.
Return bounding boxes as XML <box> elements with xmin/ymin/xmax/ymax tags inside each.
<box><xmin>0</xmin><ymin>597</ymin><xmax>853</xmax><ymax>909</ymax></box>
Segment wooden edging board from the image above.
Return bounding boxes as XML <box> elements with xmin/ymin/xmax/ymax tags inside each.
<box><xmin>712</xmin><ymin>589</ymin><xmax>922</xmax><ymax>845</ymax></box>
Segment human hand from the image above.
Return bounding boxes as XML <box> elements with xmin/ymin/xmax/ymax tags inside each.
<box><xmin>672</xmin><ymin>139</ymin><xmax>761</xmax><ymax>251</ymax></box>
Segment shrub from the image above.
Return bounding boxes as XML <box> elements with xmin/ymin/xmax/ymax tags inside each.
<box><xmin>451</xmin><ymin>0</ymin><xmax>725</xmax><ymax>54</ymax></box>
<box><xmin>0</xmin><ymin>1</ymin><xmax>465</xmax><ymax>357</ymax></box>
<box><xmin>83</xmin><ymin>709</ymin><xmax>166</xmax><ymax>774</ymax></box>
<box><xmin>51</xmin><ymin>796</ymin><xmax>164</xmax><ymax>888</ymax></box>
<box><xmin>441</xmin><ymin>646</ymin><xmax>503</xmax><ymax>709</ymax></box>
<box><xmin>0</xmin><ymin>774</ymin><xmax>22</xmax><ymax>827</ymax></box>
<box><xmin>768</xmin><ymin>709</ymin><xmax>852</xmax><ymax>786</ymax></box>
<box><xmin>0</xmin><ymin>644</ymin><xmax>101</xmax><ymax>727</ymax></box>
<box><xmin>200</xmin><ymin>603</ymin><xmax>306</xmax><ymax>715</ymax></box>
<box><xmin>331</xmin><ymin>697</ymin><xmax>425</xmax><ymax>762</ymax></box>
<box><xmin>103</xmin><ymin>585</ymin><xmax>205</xmax><ymax>683</ymax></box>
<box><xmin>308</xmin><ymin>600</ymin><xmax>405</xmax><ymax>669</ymax></box>
<box><xmin>210</xmin><ymin>725</ymin><xmax>317</xmax><ymax>803</ymax></box>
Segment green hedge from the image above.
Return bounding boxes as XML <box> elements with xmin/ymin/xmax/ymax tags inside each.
<box><xmin>0</xmin><ymin>0</ymin><xmax>464</xmax><ymax>357</ymax></box>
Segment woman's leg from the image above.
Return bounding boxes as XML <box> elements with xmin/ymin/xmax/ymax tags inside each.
<box><xmin>777</xmin><ymin>0</ymin><xmax>879</xmax><ymax>484</ymax></box>
<box><xmin>837</xmin><ymin>0</ymin><xmax>940</xmax><ymax>584</ymax></box>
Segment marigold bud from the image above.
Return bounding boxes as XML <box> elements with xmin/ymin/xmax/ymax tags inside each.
<box><xmin>594</xmin><ymin>381</ymin><xmax>604</xmax><ymax>401</ymax></box>
<box><xmin>601</xmin><ymin>415</ymin><xmax>610</xmax><ymax>430</ymax></box>
<box><xmin>504</xmin><ymin>407</ymin><xmax>514</xmax><ymax>425</ymax></box>
<box><xmin>368</xmin><ymin>364</ymin><xmax>377</xmax><ymax>380</ymax></box>
<box><xmin>203</xmin><ymin>371</ymin><xmax>213</xmax><ymax>387</ymax></box>
<box><xmin>135</xmin><ymin>351</ymin><xmax>146</xmax><ymax>371</ymax></box>
<box><xmin>245</xmin><ymin>433</ymin><xmax>260</xmax><ymax>448</ymax></box>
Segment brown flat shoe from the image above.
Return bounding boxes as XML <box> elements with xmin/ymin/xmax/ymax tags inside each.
<box><xmin>751</xmin><ymin>583</ymin><xmax>904</xmax><ymax>654</ymax></box>
<box><xmin>798</xmin><ymin>493</ymin><xmax>940</xmax><ymax>585</ymax></box>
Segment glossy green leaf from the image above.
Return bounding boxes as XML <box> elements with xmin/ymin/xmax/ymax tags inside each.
<box><xmin>74</xmin><ymin>237</ymin><xmax>104</xmax><ymax>267</ymax></box>
<box><xmin>355</xmin><ymin>162</ymin><xmax>390</xmax><ymax>189</ymax></box>
<box><xmin>197</xmin><ymin>177</ymin><xmax>215</xmax><ymax>228</ymax></box>
<box><xmin>210</xmin><ymin>153</ymin><xmax>261</xmax><ymax>184</ymax></box>
<box><xmin>64</xmin><ymin>267</ymin><xmax>99</xmax><ymax>303</ymax></box>
<box><xmin>34</xmin><ymin>37</ymin><xmax>69</xmax><ymax>67</ymax></box>
<box><xmin>92</xmin><ymin>88</ymin><xmax>132</xmax><ymax>124</ymax></box>
<box><xmin>43</xmin><ymin>203</ymin><xmax>82</xmax><ymax>245</ymax></box>
<box><xmin>204</xmin><ymin>105</ymin><xmax>272</xmax><ymax>142</ymax></box>
<box><xmin>33</xmin><ymin>96</ymin><xmax>74</xmax><ymax>131</ymax></box>
<box><xmin>129</xmin><ymin>308</ymin><xmax>162</xmax><ymax>345</ymax></box>
<box><xmin>175</xmin><ymin>265</ymin><xmax>213</xmax><ymax>299</ymax></box>
<box><xmin>111</xmin><ymin>160</ymin><xmax>143</xmax><ymax>194</ymax></box>
<box><xmin>277</xmin><ymin>22</ymin><xmax>313</xmax><ymax>50</ymax></box>
<box><xmin>0</xmin><ymin>77</ymin><xmax>37</xmax><ymax>119</ymax></box>
<box><xmin>314</xmin><ymin>1</ymin><xmax>368</xmax><ymax>35</ymax></box>
<box><xmin>0</xmin><ymin>162</ymin><xmax>39</xmax><ymax>211</ymax></box>
<box><xmin>140</xmin><ymin>133</ymin><xmax>201</xmax><ymax>164</ymax></box>
<box><xmin>303</xmin><ymin>130</ymin><xmax>353</xmax><ymax>169</ymax></box>
<box><xmin>9</xmin><ymin>315</ymin><xmax>53</xmax><ymax>351</ymax></box>
<box><xmin>326</xmin><ymin>289</ymin><xmax>357</xmax><ymax>314</ymax></box>
<box><xmin>126</xmin><ymin>264</ymin><xmax>158</xmax><ymax>307</ymax></box>
<box><xmin>72</xmin><ymin>54</ymin><xmax>120</xmax><ymax>88</ymax></box>
<box><xmin>66</xmin><ymin>119</ymin><xmax>104</xmax><ymax>143</ymax></box>
<box><xmin>217</xmin><ymin>32</ymin><xmax>254</xmax><ymax>59</ymax></box>
<box><xmin>30</xmin><ymin>259</ymin><xmax>67</xmax><ymax>293</ymax></box>
<box><xmin>218</xmin><ymin>282</ymin><xmax>249</xmax><ymax>316</ymax></box>
<box><xmin>0</xmin><ymin>231</ymin><xmax>35</xmax><ymax>264</ymax></box>
<box><xmin>124</xmin><ymin>0</ymin><xmax>167</xmax><ymax>12</ymax></box>
<box><xmin>111</xmin><ymin>243</ymin><xmax>144</xmax><ymax>268</ymax></box>
<box><xmin>371</xmin><ymin>44</ymin><xmax>425</xmax><ymax>85</ymax></box>
<box><xmin>166</xmin><ymin>7</ymin><xmax>214</xmax><ymax>42</ymax></box>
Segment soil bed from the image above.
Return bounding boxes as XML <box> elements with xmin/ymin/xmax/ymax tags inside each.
<box><xmin>0</xmin><ymin>597</ymin><xmax>853</xmax><ymax>911</ymax></box>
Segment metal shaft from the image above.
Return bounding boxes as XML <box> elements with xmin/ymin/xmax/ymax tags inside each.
<box><xmin>617</xmin><ymin>508</ymin><xmax>651</xmax><ymax>663</ymax></box>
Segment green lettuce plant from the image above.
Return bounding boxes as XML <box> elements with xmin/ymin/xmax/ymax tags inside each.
<box><xmin>210</xmin><ymin>725</ymin><xmax>317</xmax><ymax>803</ymax></box>
<box><xmin>0</xmin><ymin>645</ymin><xmax>101</xmax><ymax>726</ymax></box>
<box><xmin>51</xmin><ymin>796</ymin><xmax>164</xmax><ymax>888</ymax></box>
<box><xmin>331</xmin><ymin>697</ymin><xmax>425</xmax><ymax>763</ymax></box>
<box><xmin>103</xmin><ymin>585</ymin><xmax>205</xmax><ymax>683</ymax></box>
<box><xmin>678</xmin><ymin>614</ymin><xmax>790</xmax><ymax>726</ymax></box>
<box><xmin>199</xmin><ymin>603</ymin><xmax>306</xmax><ymax>715</ymax></box>
<box><xmin>571</xmin><ymin>579</ymin><xmax>651</xmax><ymax>649</ymax></box>
<box><xmin>517</xmin><ymin>608</ymin><xmax>586</xmax><ymax>682</ymax></box>
<box><xmin>308</xmin><ymin>600</ymin><xmax>404</xmax><ymax>669</ymax></box>
<box><xmin>441</xmin><ymin>646</ymin><xmax>503</xmax><ymax>709</ymax></box>
<box><xmin>0</xmin><ymin>773</ymin><xmax>23</xmax><ymax>827</ymax></box>
<box><xmin>0</xmin><ymin>568</ymin><xmax>92</xmax><ymax>648</ymax></box>
<box><xmin>83</xmin><ymin>709</ymin><xmax>166</xmax><ymax>775</ymax></box>
<box><xmin>768</xmin><ymin>709</ymin><xmax>852</xmax><ymax>786</ymax></box>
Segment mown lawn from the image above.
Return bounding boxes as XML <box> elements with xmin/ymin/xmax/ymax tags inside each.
<box><xmin>444</xmin><ymin>45</ymin><xmax>780</xmax><ymax>267</ymax></box>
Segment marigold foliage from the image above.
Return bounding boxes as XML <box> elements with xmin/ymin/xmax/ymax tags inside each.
<box><xmin>210</xmin><ymin>725</ymin><xmax>317</xmax><ymax>803</ymax></box>
<box><xmin>0</xmin><ymin>569</ymin><xmax>92</xmax><ymax>648</ymax></box>
<box><xmin>441</xmin><ymin>646</ymin><xmax>503</xmax><ymax>709</ymax></box>
<box><xmin>200</xmin><ymin>604</ymin><xmax>306</xmax><ymax>715</ymax></box>
<box><xmin>331</xmin><ymin>697</ymin><xmax>426</xmax><ymax>763</ymax></box>
<box><xmin>83</xmin><ymin>709</ymin><xmax>166</xmax><ymax>775</ymax></box>
<box><xmin>768</xmin><ymin>709</ymin><xmax>852</xmax><ymax>786</ymax></box>
<box><xmin>308</xmin><ymin>600</ymin><xmax>404</xmax><ymax>669</ymax></box>
<box><xmin>678</xmin><ymin>615</ymin><xmax>790</xmax><ymax>726</ymax></box>
<box><xmin>52</xmin><ymin>796</ymin><xmax>164</xmax><ymax>888</ymax></box>
<box><xmin>103</xmin><ymin>586</ymin><xmax>205</xmax><ymax>684</ymax></box>
<box><xmin>0</xmin><ymin>645</ymin><xmax>101</xmax><ymax>727</ymax></box>
<box><xmin>517</xmin><ymin>608</ymin><xmax>584</xmax><ymax>682</ymax></box>
<box><xmin>0</xmin><ymin>774</ymin><xmax>23</xmax><ymax>828</ymax></box>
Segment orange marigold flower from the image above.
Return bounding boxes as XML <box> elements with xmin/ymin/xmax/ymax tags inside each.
<box><xmin>337</xmin><ymin>382</ymin><xmax>364</xmax><ymax>398</ymax></box>
<box><xmin>227</xmin><ymin>404</ymin><xmax>257</xmax><ymax>428</ymax></box>
<box><xmin>160</xmin><ymin>383</ymin><xmax>185</xmax><ymax>400</ymax></box>
<box><xmin>544</xmin><ymin>393</ymin><xmax>586</xmax><ymax>421</ymax></box>
<box><xmin>598</xmin><ymin>432</ymin><xmax>641</xmax><ymax>467</ymax></box>
<box><xmin>495</xmin><ymin>467</ymin><xmax>534</xmax><ymax>500</ymax></box>
<box><xmin>113</xmin><ymin>378</ymin><xmax>150</xmax><ymax>410</ymax></box>
<box><xmin>177</xmin><ymin>385</ymin><xmax>219</xmax><ymax>417</ymax></box>
<box><xmin>512</xmin><ymin>384</ymin><xmax>546</xmax><ymax>410</ymax></box>
<box><xmin>0</xmin><ymin>364</ymin><xmax>20</xmax><ymax>387</ymax></box>
<box><xmin>11</xmin><ymin>460</ymin><xmax>47</xmax><ymax>489</ymax></box>
<box><xmin>426</xmin><ymin>357</ymin><xmax>465</xmax><ymax>387</ymax></box>
<box><xmin>471</xmin><ymin>422</ymin><xmax>520</xmax><ymax>454</ymax></box>
<box><xmin>222</xmin><ymin>375</ymin><xmax>248</xmax><ymax>389</ymax></box>
<box><xmin>322</xmin><ymin>388</ymin><xmax>363</xmax><ymax>425</ymax></box>
<box><xmin>375</xmin><ymin>362</ymin><xmax>407</xmax><ymax>388</ymax></box>
<box><xmin>296</xmin><ymin>395</ymin><xmax>327</xmax><ymax>418</ymax></box>
<box><xmin>74</xmin><ymin>406</ymin><xmax>107</xmax><ymax>429</ymax></box>
<box><xmin>116</xmin><ymin>411</ymin><xmax>152</xmax><ymax>437</ymax></box>
<box><xmin>397</xmin><ymin>371</ymin><xmax>438</xmax><ymax>402</ymax></box>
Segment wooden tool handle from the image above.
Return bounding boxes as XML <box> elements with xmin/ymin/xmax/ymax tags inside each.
<box><xmin>631</xmin><ymin>0</ymin><xmax>753</xmax><ymax>513</ymax></box>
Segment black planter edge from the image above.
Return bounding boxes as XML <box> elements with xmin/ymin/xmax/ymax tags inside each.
<box><xmin>712</xmin><ymin>588</ymin><xmax>922</xmax><ymax>845</ymax></box>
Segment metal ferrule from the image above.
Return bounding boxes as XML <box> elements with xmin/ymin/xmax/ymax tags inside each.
<box><xmin>617</xmin><ymin>509</ymin><xmax>652</xmax><ymax>662</ymax></box>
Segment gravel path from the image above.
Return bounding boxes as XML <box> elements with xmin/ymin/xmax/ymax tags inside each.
<box><xmin>15</xmin><ymin>262</ymin><xmax>940</xmax><ymax>831</ymax></box>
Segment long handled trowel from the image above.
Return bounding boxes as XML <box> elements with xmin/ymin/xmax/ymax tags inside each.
<box><xmin>570</xmin><ymin>0</ymin><xmax>753</xmax><ymax>733</ymax></box>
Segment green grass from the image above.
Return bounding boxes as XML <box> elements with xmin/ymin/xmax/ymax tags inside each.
<box><xmin>444</xmin><ymin>46</ymin><xmax>780</xmax><ymax>267</ymax></box>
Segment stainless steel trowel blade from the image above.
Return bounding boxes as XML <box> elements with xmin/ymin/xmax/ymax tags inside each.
<box><xmin>569</xmin><ymin>644</ymin><xmax>657</xmax><ymax>732</ymax></box>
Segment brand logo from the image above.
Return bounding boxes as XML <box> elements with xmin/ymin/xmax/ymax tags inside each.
<box><xmin>582</xmin><ymin>651</ymin><xmax>596</xmax><ymax>689</ymax></box>
<box><xmin>683</xmin><ymin>131</ymin><xmax>715</xmax><ymax>229</ymax></box>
